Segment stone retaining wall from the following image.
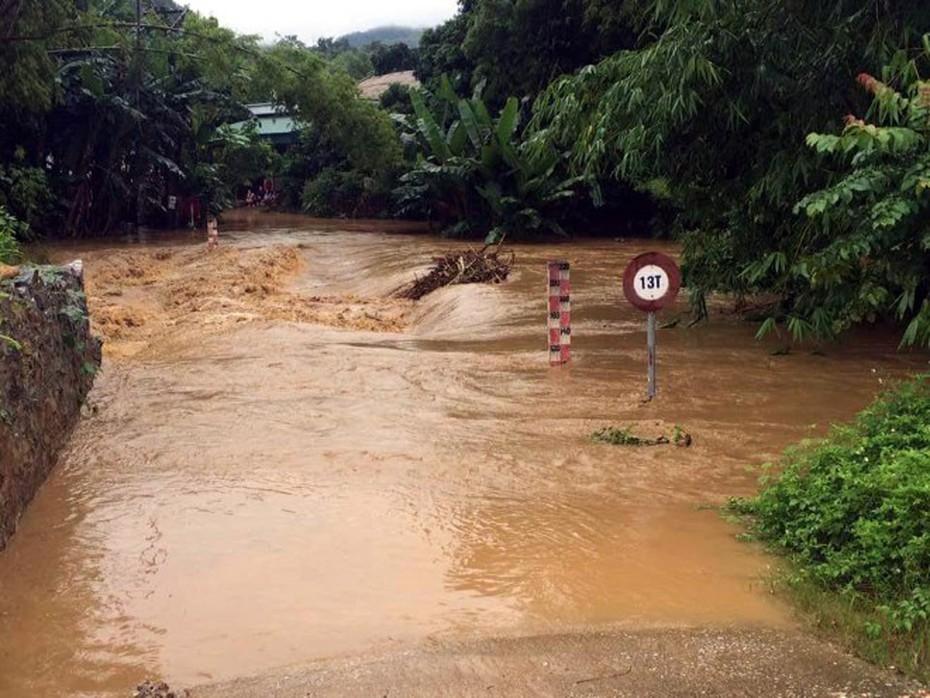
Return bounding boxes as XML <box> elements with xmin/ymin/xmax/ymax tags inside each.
<box><xmin>0</xmin><ymin>262</ymin><xmax>101</xmax><ymax>550</ymax></box>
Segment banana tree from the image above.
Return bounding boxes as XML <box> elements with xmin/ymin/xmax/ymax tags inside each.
<box><xmin>397</xmin><ymin>84</ymin><xmax>582</xmax><ymax>243</ymax></box>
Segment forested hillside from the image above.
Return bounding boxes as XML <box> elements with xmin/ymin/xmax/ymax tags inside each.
<box><xmin>339</xmin><ymin>25</ymin><xmax>424</xmax><ymax>48</ymax></box>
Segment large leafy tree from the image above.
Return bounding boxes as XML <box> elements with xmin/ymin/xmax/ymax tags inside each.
<box><xmin>418</xmin><ymin>0</ymin><xmax>637</xmax><ymax>107</ymax></box>
<box><xmin>0</xmin><ymin>0</ymin><xmax>79</xmax><ymax>232</ymax></box>
<box><xmin>0</xmin><ymin>1</ymin><xmax>407</xmax><ymax>235</ymax></box>
<box><xmin>463</xmin><ymin>0</ymin><xmax>636</xmax><ymax>106</ymax></box>
<box><xmin>252</xmin><ymin>37</ymin><xmax>403</xmax><ymax>181</ymax></box>
<box><xmin>0</xmin><ymin>0</ymin><xmax>251</xmax><ymax>234</ymax></box>
<box><xmin>40</xmin><ymin>0</ymin><xmax>245</xmax><ymax>234</ymax></box>
<box><xmin>0</xmin><ymin>0</ymin><xmax>75</xmax><ymax>114</ymax></box>
<box><xmin>416</xmin><ymin>10</ymin><xmax>473</xmax><ymax>97</ymax></box>
<box><xmin>370</xmin><ymin>41</ymin><xmax>417</xmax><ymax>76</ymax></box>
<box><xmin>534</xmin><ymin>0</ymin><xmax>930</xmax><ymax>340</ymax></box>
<box><xmin>786</xmin><ymin>64</ymin><xmax>930</xmax><ymax>345</ymax></box>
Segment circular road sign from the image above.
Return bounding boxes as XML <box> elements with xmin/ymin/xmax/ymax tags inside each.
<box><xmin>623</xmin><ymin>252</ymin><xmax>681</xmax><ymax>312</ymax></box>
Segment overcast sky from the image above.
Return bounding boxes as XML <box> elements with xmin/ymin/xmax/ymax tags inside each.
<box><xmin>181</xmin><ymin>0</ymin><xmax>459</xmax><ymax>43</ymax></box>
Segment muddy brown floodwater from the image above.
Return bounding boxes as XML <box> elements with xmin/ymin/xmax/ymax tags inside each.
<box><xmin>1</xmin><ymin>212</ymin><xmax>927</xmax><ymax>697</ymax></box>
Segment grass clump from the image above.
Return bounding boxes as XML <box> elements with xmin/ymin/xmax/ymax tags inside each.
<box><xmin>592</xmin><ymin>426</ymin><xmax>644</xmax><ymax>445</ymax></box>
<box><xmin>730</xmin><ymin>375</ymin><xmax>930</xmax><ymax>681</ymax></box>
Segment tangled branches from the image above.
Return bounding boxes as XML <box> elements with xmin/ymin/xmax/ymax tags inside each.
<box><xmin>396</xmin><ymin>248</ymin><xmax>515</xmax><ymax>301</ymax></box>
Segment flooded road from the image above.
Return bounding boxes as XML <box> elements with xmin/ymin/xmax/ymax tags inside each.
<box><xmin>1</xmin><ymin>213</ymin><xmax>927</xmax><ymax>696</ymax></box>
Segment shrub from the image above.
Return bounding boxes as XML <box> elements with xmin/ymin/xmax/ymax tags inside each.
<box><xmin>0</xmin><ymin>162</ymin><xmax>53</xmax><ymax>231</ymax></box>
<box><xmin>0</xmin><ymin>205</ymin><xmax>25</xmax><ymax>265</ymax></box>
<box><xmin>749</xmin><ymin>378</ymin><xmax>930</xmax><ymax>597</ymax></box>
<box><xmin>302</xmin><ymin>168</ymin><xmax>359</xmax><ymax>217</ymax></box>
<box><xmin>733</xmin><ymin>376</ymin><xmax>930</xmax><ymax>678</ymax></box>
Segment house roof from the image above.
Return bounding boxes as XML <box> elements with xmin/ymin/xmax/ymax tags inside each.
<box><xmin>246</xmin><ymin>103</ymin><xmax>298</xmax><ymax>134</ymax></box>
<box><xmin>232</xmin><ymin>103</ymin><xmax>300</xmax><ymax>145</ymax></box>
<box><xmin>246</xmin><ymin>102</ymin><xmax>288</xmax><ymax>118</ymax></box>
<box><xmin>358</xmin><ymin>71</ymin><xmax>420</xmax><ymax>100</ymax></box>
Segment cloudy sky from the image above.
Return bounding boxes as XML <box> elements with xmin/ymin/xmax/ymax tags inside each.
<box><xmin>181</xmin><ymin>0</ymin><xmax>459</xmax><ymax>43</ymax></box>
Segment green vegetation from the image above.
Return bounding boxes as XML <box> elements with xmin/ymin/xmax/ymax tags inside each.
<box><xmin>591</xmin><ymin>425</ymin><xmax>691</xmax><ymax>447</ymax></box>
<box><xmin>369</xmin><ymin>42</ymin><xmax>418</xmax><ymax>76</ymax></box>
<box><xmin>0</xmin><ymin>0</ymin><xmax>408</xmax><ymax>237</ymax></box>
<box><xmin>591</xmin><ymin>426</ymin><xmax>643</xmax><ymax>446</ymax></box>
<box><xmin>531</xmin><ymin>0</ymin><xmax>930</xmax><ymax>345</ymax></box>
<box><xmin>397</xmin><ymin>83</ymin><xmax>581</xmax><ymax>243</ymax></box>
<box><xmin>416</xmin><ymin>0</ymin><xmax>636</xmax><ymax>109</ymax></box>
<box><xmin>729</xmin><ymin>377</ymin><xmax>930</xmax><ymax>681</ymax></box>
<box><xmin>791</xmin><ymin>68</ymin><xmax>930</xmax><ymax>347</ymax></box>
<box><xmin>4</xmin><ymin>0</ymin><xmax>930</xmax><ymax>344</ymax></box>
<box><xmin>0</xmin><ymin>205</ymin><xmax>24</xmax><ymax>265</ymax></box>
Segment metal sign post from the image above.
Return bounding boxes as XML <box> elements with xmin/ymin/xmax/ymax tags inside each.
<box><xmin>622</xmin><ymin>252</ymin><xmax>681</xmax><ymax>400</ymax></box>
<box><xmin>647</xmin><ymin>310</ymin><xmax>657</xmax><ymax>400</ymax></box>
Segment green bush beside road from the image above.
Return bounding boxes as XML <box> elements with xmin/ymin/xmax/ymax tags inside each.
<box><xmin>730</xmin><ymin>376</ymin><xmax>930</xmax><ymax>681</ymax></box>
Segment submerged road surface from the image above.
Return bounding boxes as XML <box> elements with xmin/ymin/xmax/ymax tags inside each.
<box><xmin>0</xmin><ymin>212</ymin><xmax>927</xmax><ymax>696</ymax></box>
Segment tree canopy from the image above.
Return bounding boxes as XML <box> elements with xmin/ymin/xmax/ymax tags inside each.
<box><xmin>0</xmin><ymin>0</ymin><xmax>404</xmax><ymax>235</ymax></box>
<box><xmin>4</xmin><ymin>0</ymin><xmax>930</xmax><ymax>345</ymax></box>
<box><xmin>533</xmin><ymin>0</ymin><xmax>930</xmax><ymax>343</ymax></box>
<box><xmin>417</xmin><ymin>0</ymin><xmax>637</xmax><ymax>107</ymax></box>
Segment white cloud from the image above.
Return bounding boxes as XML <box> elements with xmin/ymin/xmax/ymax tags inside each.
<box><xmin>181</xmin><ymin>0</ymin><xmax>458</xmax><ymax>42</ymax></box>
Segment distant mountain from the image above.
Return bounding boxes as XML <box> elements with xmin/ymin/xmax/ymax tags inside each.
<box><xmin>339</xmin><ymin>25</ymin><xmax>425</xmax><ymax>48</ymax></box>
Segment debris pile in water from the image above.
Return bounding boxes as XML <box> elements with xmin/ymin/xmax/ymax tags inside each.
<box><xmin>592</xmin><ymin>425</ymin><xmax>693</xmax><ymax>447</ymax></box>
<box><xmin>397</xmin><ymin>248</ymin><xmax>515</xmax><ymax>301</ymax></box>
<box><xmin>133</xmin><ymin>681</ymin><xmax>188</xmax><ymax>698</ymax></box>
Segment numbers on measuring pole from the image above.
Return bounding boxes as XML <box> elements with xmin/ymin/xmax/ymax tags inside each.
<box><xmin>547</xmin><ymin>260</ymin><xmax>571</xmax><ymax>366</ymax></box>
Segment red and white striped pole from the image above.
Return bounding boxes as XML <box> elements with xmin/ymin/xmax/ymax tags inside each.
<box><xmin>548</xmin><ymin>261</ymin><xmax>571</xmax><ymax>365</ymax></box>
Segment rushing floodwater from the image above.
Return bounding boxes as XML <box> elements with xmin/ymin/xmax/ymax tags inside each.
<box><xmin>1</xmin><ymin>213</ymin><xmax>927</xmax><ymax>696</ymax></box>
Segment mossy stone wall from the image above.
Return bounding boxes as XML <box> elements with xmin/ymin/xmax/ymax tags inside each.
<box><xmin>0</xmin><ymin>264</ymin><xmax>100</xmax><ymax>550</ymax></box>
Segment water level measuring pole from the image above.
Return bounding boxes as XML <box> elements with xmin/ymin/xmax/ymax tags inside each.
<box><xmin>548</xmin><ymin>261</ymin><xmax>571</xmax><ymax>366</ymax></box>
<box><xmin>622</xmin><ymin>252</ymin><xmax>681</xmax><ymax>400</ymax></box>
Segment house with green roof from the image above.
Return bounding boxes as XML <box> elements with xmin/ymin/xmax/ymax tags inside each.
<box><xmin>235</xmin><ymin>103</ymin><xmax>301</xmax><ymax>150</ymax></box>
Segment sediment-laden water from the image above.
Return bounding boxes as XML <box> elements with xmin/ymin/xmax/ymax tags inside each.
<box><xmin>1</xmin><ymin>212</ymin><xmax>925</xmax><ymax>696</ymax></box>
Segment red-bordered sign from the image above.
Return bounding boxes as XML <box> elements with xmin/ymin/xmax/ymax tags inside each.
<box><xmin>622</xmin><ymin>252</ymin><xmax>681</xmax><ymax>312</ymax></box>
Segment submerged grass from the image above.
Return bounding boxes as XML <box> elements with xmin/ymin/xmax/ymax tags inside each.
<box><xmin>591</xmin><ymin>426</ymin><xmax>644</xmax><ymax>445</ymax></box>
<box><xmin>591</xmin><ymin>425</ymin><xmax>692</xmax><ymax>447</ymax></box>
<box><xmin>782</xmin><ymin>578</ymin><xmax>930</xmax><ymax>681</ymax></box>
<box><xmin>728</xmin><ymin>375</ymin><xmax>930</xmax><ymax>683</ymax></box>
